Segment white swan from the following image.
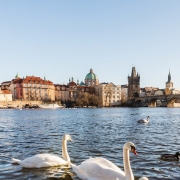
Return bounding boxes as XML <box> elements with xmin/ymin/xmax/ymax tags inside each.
<box><xmin>117</xmin><ymin>177</ymin><xmax>149</xmax><ymax>180</ymax></box>
<box><xmin>12</xmin><ymin>134</ymin><xmax>72</xmax><ymax>168</ymax></box>
<box><xmin>71</xmin><ymin>142</ymin><xmax>139</xmax><ymax>180</ymax></box>
<box><xmin>137</xmin><ymin>116</ymin><xmax>150</xmax><ymax>123</ymax></box>
<box><xmin>139</xmin><ymin>178</ymin><xmax>149</xmax><ymax>180</ymax></box>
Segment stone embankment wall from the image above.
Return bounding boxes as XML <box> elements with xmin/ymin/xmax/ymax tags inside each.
<box><xmin>0</xmin><ymin>100</ymin><xmax>43</xmax><ymax>108</ymax></box>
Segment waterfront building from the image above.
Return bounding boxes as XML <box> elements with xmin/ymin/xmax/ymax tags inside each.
<box><xmin>121</xmin><ymin>84</ymin><xmax>128</xmax><ymax>104</ymax></box>
<box><xmin>10</xmin><ymin>76</ymin><xmax>55</xmax><ymax>101</ymax></box>
<box><xmin>0</xmin><ymin>88</ymin><xmax>12</xmax><ymax>102</ymax></box>
<box><xmin>95</xmin><ymin>82</ymin><xmax>121</xmax><ymax>107</ymax></box>
<box><xmin>128</xmin><ymin>67</ymin><xmax>140</xmax><ymax>99</ymax></box>
<box><xmin>54</xmin><ymin>84</ymin><xmax>69</xmax><ymax>101</ymax></box>
<box><xmin>55</xmin><ymin>77</ymin><xmax>95</xmax><ymax>102</ymax></box>
<box><xmin>1</xmin><ymin>81</ymin><xmax>11</xmax><ymax>90</ymax></box>
<box><xmin>85</xmin><ymin>68</ymin><xmax>99</xmax><ymax>86</ymax></box>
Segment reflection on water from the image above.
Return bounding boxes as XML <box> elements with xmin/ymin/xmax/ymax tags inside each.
<box><xmin>0</xmin><ymin>108</ymin><xmax>180</xmax><ymax>180</ymax></box>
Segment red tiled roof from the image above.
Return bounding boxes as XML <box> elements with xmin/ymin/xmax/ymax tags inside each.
<box><xmin>1</xmin><ymin>90</ymin><xmax>11</xmax><ymax>94</ymax></box>
<box><xmin>13</xmin><ymin>76</ymin><xmax>53</xmax><ymax>85</ymax></box>
<box><xmin>69</xmin><ymin>82</ymin><xmax>77</xmax><ymax>86</ymax></box>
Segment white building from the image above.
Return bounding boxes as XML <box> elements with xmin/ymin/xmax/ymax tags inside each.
<box><xmin>0</xmin><ymin>89</ymin><xmax>12</xmax><ymax>102</ymax></box>
<box><xmin>95</xmin><ymin>83</ymin><xmax>121</xmax><ymax>107</ymax></box>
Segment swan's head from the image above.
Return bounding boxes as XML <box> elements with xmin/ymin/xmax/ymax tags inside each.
<box><xmin>63</xmin><ymin>134</ymin><xmax>72</xmax><ymax>142</ymax></box>
<box><xmin>147</xmin><ymin>116</ymin><xmax>150</xmax><ymax>119</ymax></box>
<box><xmin>124</xmin><ymin>142</ymin><xmax>138</xmax><ymax>156</ymax></box>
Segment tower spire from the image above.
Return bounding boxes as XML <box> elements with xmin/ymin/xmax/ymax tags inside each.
<box><xmin>168</xmin><ymin>69</ymin><xmax>171</xmax><ymax>82</ymax></box>
<box><xmin>131</xmin><ymin>67</ymin><xmax>136</xmax><ymax>77</ymax></box>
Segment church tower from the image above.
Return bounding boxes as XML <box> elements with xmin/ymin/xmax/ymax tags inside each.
<box><xmin>166</xmin><ymin>70</ymin><xmax>173</xmax><ymax>89</ymax></box>
<box><xmin>128</xmin><ymin>67</ymin><xmax>140</xmax><ymax>99</ymax></box>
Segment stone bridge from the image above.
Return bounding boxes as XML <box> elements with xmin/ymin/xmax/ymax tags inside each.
<box><xmin>134</xmin><ymin>94</ymin><xmax>180</xmax><ymax>107</ymax></box>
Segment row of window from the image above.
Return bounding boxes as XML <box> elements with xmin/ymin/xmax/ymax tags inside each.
<box><xmin>23</xmin><ymin>84</ymin><xmax>50</xmax><ymax>88</ymax></box>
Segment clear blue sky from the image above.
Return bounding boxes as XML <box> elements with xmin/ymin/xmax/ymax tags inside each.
<box><xmin>0</xmin><ymin>1</ymin><xmax>180</xmax><ymax>88</ymax></box>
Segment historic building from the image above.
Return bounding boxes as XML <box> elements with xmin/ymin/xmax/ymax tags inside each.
<box><xmin>95</xmin><ymin>82</ymin><xmax>121</xmax><ymax>107</ymax></box>
<box><xmin>121</xmin><ymin>84</ymin><xmax>128</xmax><ymax>104</ymax></box>
<box><xmin>1</xmin><ymin>81</ymin><xmax>11</xmax><ymax>90</ymax></box>
<box><xmin>164</xmin><ymin>70</ymin><xmax>174</xmax><ymax>95</ymax></box>
<box><xmin>54</xmin><ymin>77</ymin><xmax>95</xmax><ymax>102</ymax></box>
<box><xmin>0</xmin><ymin>89</ymin><xmax>12</xmax><ymax>102</ymax></box>
<box><xmin>85</xmin><ymin>68</ymin><xmax>99</xmax><ymax>86</ymax></box>
<box><xmin>140</xmin><ymin>87</ymin><xmax>159</xmax><ymax>97</ymax></box>
<box><xmin>165</xmin><ymin>70</ymin><xmax>173</xmax><ymax>89</ymax></box>
<box><xmin>54</xmin><ymin>84</ymin><xmax>69</xmax><ymax>101</ymax></box>
<box><xmin>10</xmin><ymin>75</ymin><xmax>55</xmax><ymax>101</ymax></box>
<box><xmin>128</xmin><ymin>67</ymin><xmax>140</xmax><ymax>99</ymax></box>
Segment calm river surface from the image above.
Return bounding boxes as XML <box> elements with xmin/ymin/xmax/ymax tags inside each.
<box><xmin>0</xmin><ymin>108</ymin><xmax>180</xmax><ymax>180</ymax></box>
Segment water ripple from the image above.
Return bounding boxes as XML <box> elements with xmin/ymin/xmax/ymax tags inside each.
<box><xmin>0</xmin><ymin>108</ymin><xmax>180</xmax><ymax>179</ymax></box>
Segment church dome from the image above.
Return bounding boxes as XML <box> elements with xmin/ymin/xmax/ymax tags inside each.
<box><xmin>85</xmin><ymin>68</ymin><xmax>98</xmax><ymax>80</ymax></box>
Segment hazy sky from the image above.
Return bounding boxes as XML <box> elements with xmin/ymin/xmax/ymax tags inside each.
<box><xmin>0</xmin><ymin>1</ymin><xmax>180</xmax><ymax>88</ymax></box>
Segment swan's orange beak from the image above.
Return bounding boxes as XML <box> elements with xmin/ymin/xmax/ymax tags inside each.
<box><xmin>132</xmin><ymin>148</ymin><xmax>138</xmax><ymax>156</ymax></box>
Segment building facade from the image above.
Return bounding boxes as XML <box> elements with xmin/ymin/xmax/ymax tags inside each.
<box><xmin>0</xmin><ymin>89</ymin><xmax>12</xmax><ymax>102</ymax></box>
<box><xmin>55</xmin><ymin>78</ymin><xmax>95</xmax><ymax>102</ymax></box>
<box><xmin>54</xmin><ymin>84</ymin><xmax>69</xmax><ymax>101</ymax></box>
<box><xmin>121</xmin><ymin>84</ymin><xmax>128</xmax><ymax>104</ymax></box>
<box><xmin>10</xmin><ymin>76</ymin><xmax>55</xmax><ymax>101</ymax></box>
<box><xmin>95</xmin><ymin>83</ymin><xmax>121</xmax><ymax>107</ymax></box>
<box><xmin>128</xmin><ymin>67</ymin><xmax>140</xmax><ymax>99</ymax></box>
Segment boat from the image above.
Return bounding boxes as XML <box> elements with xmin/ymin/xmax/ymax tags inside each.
<box><xmin>38</xmin><ymin>104</ymin><xmax>64</xmax><ymax>109</ymax></box>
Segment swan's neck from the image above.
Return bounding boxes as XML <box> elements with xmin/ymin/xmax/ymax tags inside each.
<box><xmin>123</xmin><ymin>148</ymin><xmax>134</xmax><ymax>180</ymax></box>
<box><xmin>62</xmin><ymin>139</ymin><xmax>70</xmax><ymax>162</ymax></box>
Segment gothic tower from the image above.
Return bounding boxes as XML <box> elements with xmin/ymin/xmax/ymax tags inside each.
<box><xmin>128</xmin><ymin>67</ymin><xmax>140</xmax><ymax>99</ymax></box>
<box><xmin>166</xmin><ymin>70</ymin><xmax>173</xmax><ymax>89</ymax></box>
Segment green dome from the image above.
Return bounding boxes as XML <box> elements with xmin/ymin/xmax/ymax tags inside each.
<box><xmin>85</xmin><ymin>69</ymin><xmax>98</xmax><ymax>80</ymax></box>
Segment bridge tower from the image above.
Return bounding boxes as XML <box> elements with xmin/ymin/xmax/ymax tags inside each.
<box><xmin>166</xmin><ymin>70</ymin><xmax>173</xmax><ymax>89</ymax></box>
<box><xmin>128</xmin><ymin>67</ymin><xmax>140</xmax><ymax>99</ymax></box>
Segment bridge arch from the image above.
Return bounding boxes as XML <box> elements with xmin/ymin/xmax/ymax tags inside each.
<box><xmin>147</xmin><ymin>98</ymin><xmax>166</xmax><ymax>107</ymax></box>
<box><xmin>167</xmin><ymin>98</ymin><xmax>180</xmax><ymax>107</ymax></box>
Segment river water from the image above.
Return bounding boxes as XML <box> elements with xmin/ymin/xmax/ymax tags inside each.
<box><xmin>0</xmin><ymin>108</ymin><xmax>180</xmax><ymax>180</ymax></box>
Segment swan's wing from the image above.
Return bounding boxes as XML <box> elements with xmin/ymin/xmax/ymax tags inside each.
<box><xmin>79</xmin><ymin>157</ymin><xmax>124</xmax><ymax>174</ymax></box>
<box><xmin>20</xmin><ymin>154</ymin><xmax>67</xmax><ymax>168</ymax></box>
<box><xmin>72</xmin><ymin>161</ymin><xmax>125</xmax><ymax>180</ymax></box>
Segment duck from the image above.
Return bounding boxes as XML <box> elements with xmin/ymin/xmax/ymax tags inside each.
<box><xmin>160</xmin><ymin>152</ymin><xmax>180</xmax><ymax>161</ymax></box>
<box><xmin>71</xmin><ymin>142</ymin><xmax>148</xmax><ymax>180</ymax></box>
<box><xmin>137</xmin><ymin>116</ymin><xmax>150</xmax><ymax>123</ymax></box>
<box><xmin>12</xmin><ymin>134</ymin><xmax>72</xmax><ymax>168</ymax></box>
